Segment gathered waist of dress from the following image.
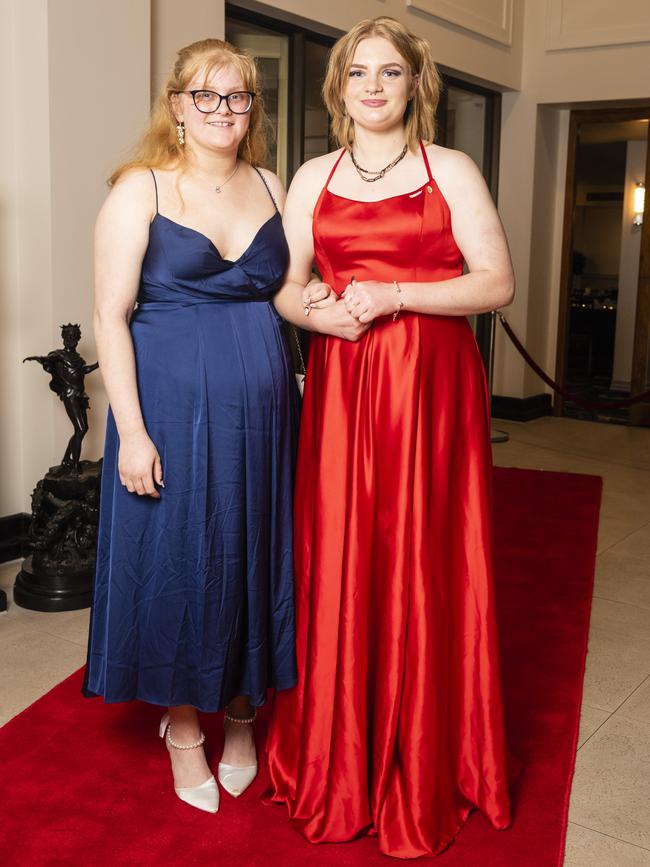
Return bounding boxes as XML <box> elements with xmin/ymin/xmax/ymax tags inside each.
<box><xmin>136</xmin><ymin>294</ymin><xmax>275</xmax><ymax>310</ymax></box>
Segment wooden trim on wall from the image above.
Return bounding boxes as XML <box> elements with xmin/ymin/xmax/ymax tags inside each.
<box><xmin>571</xmin><ymin>108</ymin><xmax>650</xmax><ymax>126</ymax></box>
<box><xmin>630</xmin><ymin>125</ymin><xmax>650</xmax><ymax>425</ymax></box>
<box><xmin>553</xmin><ymin>111</ymin><xmax>579</xmax><ymax>416</ymax></box>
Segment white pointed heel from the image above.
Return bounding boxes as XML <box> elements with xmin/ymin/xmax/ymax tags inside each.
<box><xmin>218</xmin><ymin>709</ymin><xmax>258</xmax><ymax>798</ymax></box>
<box><xmin>217</xmin><ymin>762</ymin><xmax>258</xmax><ymax>797</ymax></box>
<box><xmin>159</xmin><ymin>713</ymin><xmax>219</xmax><ymax>814</ymax></box>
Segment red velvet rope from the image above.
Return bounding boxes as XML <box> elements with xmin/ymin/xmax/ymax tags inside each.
<box><xmin>496</xmin><ymin>313</ymin><xmax>650</xmax><ymax>411</ymax></box>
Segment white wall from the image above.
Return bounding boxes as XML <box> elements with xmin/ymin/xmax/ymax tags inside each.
<box><xmin>1</xmin><ymin>0</ymin><xmax>54</xmax><ymax>517</ymax></box>
<box><xmin>0</xmin><ymin>0</ymin><xmax>25</xmax><ymax>517</ymax></box>
<box><xmin>151</xmin><ymin>0</ymin><xmax>225</xmax><ymax>99</ymax></box>
<box><xmin>48</xmin><ymin>0</ymin><xmax>152</xmax><ymax>472</ymax></box>
<box><xmin>0</xmin><ymin>0</ymin><xmax>151</xmax><ymax>515</ymax></box>
<box><xmin>612</xmin><ymin>140</ymin><xmax>648</xmax><ymax>391</ymax></box>
<box><xmin>523</xmin><ymin>106</ymin><xmax>570</xmax><ymax>398</ymax></box>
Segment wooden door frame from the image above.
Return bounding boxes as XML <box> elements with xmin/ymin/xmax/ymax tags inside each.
<box><xmin>555</xmin><ymin>106</ymin><xmax>650</xmax><ymax>416</ymax></box>
<box><xmin>630</xmin><ymin>132</ymin><xmax>650</xmax><ymax>424</ymax></box>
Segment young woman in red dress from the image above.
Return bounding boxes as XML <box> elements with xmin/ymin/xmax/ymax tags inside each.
<box><xmin>269</xmin><ymin>16</ymin><xmax>516</xmax><ymax>859</ymax></box>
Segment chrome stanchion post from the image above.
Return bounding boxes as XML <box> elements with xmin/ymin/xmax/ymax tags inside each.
<box><xmin>488</xmin><ymin>310</ymin><xmax>509</xmax><ymax>444</ymax></box>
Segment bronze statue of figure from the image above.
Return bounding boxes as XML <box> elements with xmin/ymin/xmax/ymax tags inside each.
<box><xmin>24</xmin><ymin>323</ymin><xmax>99</xmax><ymax>471</ymax></box>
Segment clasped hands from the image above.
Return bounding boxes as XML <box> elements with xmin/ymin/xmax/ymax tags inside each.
<box><xmin>303</xmin><ymin>278</ymin><xmax>398</xmax><ymax>331</ymax></box>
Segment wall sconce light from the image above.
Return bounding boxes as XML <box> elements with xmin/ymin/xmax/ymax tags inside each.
<box><xmin>633</xmin><ymin>182</ymin><xmax>645</xmax><ymax>227</ymax></box>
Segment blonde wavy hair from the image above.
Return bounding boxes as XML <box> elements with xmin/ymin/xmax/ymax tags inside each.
<box><xmin>322</xmin><ymin>17</ymin><xmax>441</xmax><ymax>153</ymax></box>
<box><xmin>110</xmin><ymin>38</ymin><xmax>269</xmax><ymax>185</ymax></box>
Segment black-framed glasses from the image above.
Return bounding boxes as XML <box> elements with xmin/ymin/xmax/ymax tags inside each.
<box><xmin>180</xmin><ymin>89</ymin><xmax>255</xmax><ymax>114</ymax></box>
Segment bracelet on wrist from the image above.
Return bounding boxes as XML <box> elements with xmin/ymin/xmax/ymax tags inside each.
<box><xmin>392</xmin><ymin>280</ymin><xmax>404</xmax><ymax>321</ymax></box>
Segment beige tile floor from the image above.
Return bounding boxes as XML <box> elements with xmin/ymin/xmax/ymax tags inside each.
<box><xmin>0</xmin><ymin>416</ymin><xmax>649</xmax><ymax>865</ymax></box>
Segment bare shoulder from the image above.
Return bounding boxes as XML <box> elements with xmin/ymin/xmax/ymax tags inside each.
<box><xmin>96</xmin><ymin>167</ymin><xmax>157</xmax><ymax>241</ymax></box>
<box><xmin>111</xmin><ymin>166</ymin><xmax>158</xmax><ymax>197</ymax></box>
<box><xmin>287</xmin><ymin>149</ymin><xmax>344</xmax><ymax>211</ymax></box>
<box><xmin>425</xmin><ymin>144</ymin><xmax>482</xmax><ymax>187</ymax></box>
<box><xmin>102</xmin><ymin>166</ymin><xmax>157</xmax><ymax>221</ymax></box>
<box><xmin>294</xmin><ymin>150</ymin><xmax>343</xmax><ymax>186</ymax></box>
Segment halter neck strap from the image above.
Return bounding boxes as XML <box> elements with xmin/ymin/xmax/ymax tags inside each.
<box><xmin>419</xmin><ymin>141</ymin><xmax>434</xmax><ymax>183</ymax></box>
<box><xmin>324</xmin><ymin>148</ymin><xmax>347</xmax><ymax>189</ymax></box>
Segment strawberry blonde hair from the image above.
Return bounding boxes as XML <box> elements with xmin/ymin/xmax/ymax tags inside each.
<box><xmin>110</xmin><ymin>38</ymin><xmax>269</xmax><ymax>185</ymax></box>
<box><xmin>322</xmin><ymin>17</ymin><xmax>441</xmax><ymax>152</ymax></box>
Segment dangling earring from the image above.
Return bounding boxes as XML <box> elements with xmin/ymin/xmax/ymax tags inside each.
<box><xmin>244</xmin><ymin>129</ymin><xmax>252</xmax><ymax>163</ymax></box>
<box><xmin>176</xmin><ymin>122</ymin><xmax>185</xmax><ymax>146</ymax></box>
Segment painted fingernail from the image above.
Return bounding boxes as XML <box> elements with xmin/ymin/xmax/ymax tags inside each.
<box><xmin>160</xmin><ymin>480</ymin><xmax>165</xmax><ymax>488</ymax></box>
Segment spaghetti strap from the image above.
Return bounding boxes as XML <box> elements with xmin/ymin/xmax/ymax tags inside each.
<box><xmin>419</xmin><ymin>140</ymin><xmax>434</xmax><ymax>184</ymax></box>
<box><xmin>324</xmin><ymin>148</ymin><xmax>347</xmax><ymax>189</ymax></box>
<box><xmin>254</xmin><ymin>166</ymin><xmax>279</xmax><ymax>212</ymax></box>
<box><xmin>149</xmin><ymin>168</ymin><xmax>159</xmax><ymax>214</ymax></box>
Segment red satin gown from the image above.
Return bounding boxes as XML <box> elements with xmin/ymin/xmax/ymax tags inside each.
<box><xmin>265</xmin><ymin>142</ymin><xmax>512</xmax><ymax>858</ymax></box>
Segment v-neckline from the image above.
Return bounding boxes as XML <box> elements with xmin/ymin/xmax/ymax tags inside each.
<box><xmin>153</xmin><ymin>211</ymin><xmax>279</xmax><ymax>264</ymax></box>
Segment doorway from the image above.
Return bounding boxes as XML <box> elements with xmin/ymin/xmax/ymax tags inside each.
<box><xmin>555</xmin><ymin>108</ymin><xmax>650</xmax><ymax>425</ymax></box>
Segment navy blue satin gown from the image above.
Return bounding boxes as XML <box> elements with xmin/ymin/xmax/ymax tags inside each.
<box><xmin>85</xmin><ymin>168</ymin><xmax>298</xmax><ymax>712</ymax></box>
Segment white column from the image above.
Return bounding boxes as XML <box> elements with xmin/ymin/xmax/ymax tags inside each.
<box><xmin>0</xmin><ymin>0</ymin><xmax>151</xmax><ymax>515</ymax></box>
<box><xmin>47</xmin><ymin>0</ymin><xmax>151</xmax><ymax>467</ymax></box>
<box><xmin>6</xmin><ymin>0</ymin><xmax>55</xmax><ymax>516</ymax></box>
<box><xmin>0</xmin><ymin>0</ymin><xmax>26</xmax><ymax>516</ymax></box>
<box><xmin>493</xmin><ymin>90</ymin><xmax>538</xmax><ymax>399</ymax></box>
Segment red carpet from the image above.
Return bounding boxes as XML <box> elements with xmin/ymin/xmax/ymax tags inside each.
<box><xmin>0</xmin><ymin>467</ymin><xmax>602</xmax><ymax>865</ymax></box>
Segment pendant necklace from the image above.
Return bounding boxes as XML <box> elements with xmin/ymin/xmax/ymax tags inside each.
<box><xmin>214</xmin><ymin>160</ymin><xmax>239</xmax><ymax>193</ymax></box>
<box><xmin>350</xmin><ymin>144</ymin><xmax>408</xmax><ymax>183</ymax></box>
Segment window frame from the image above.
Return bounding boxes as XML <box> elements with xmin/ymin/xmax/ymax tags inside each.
<box><xmin>226</xmin><ymin>3</ymin><xmax>335</xmax><ymax>180</ymax></box>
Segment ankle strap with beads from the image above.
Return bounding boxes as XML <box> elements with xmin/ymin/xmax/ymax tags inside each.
<box><xmin>166</xmin><ymin>725</ymin><xmax>206</xmax><ymax>750</ymax></box>
<box><xmin>224</xmin><ymin>710</ymin><xmax>257</xmax><ymax>724</ymax></box>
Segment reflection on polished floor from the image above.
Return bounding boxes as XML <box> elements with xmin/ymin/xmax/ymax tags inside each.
<box><xmin>1</xmin><ymin>417</ymin><xmax>649</xmax><ymax>866</ymax></box>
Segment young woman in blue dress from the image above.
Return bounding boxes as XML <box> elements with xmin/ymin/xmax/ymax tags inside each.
<box><xmin>86</xmin><ymin>38</ymin><xmax>341</xmax><ymax>815</ymax></box>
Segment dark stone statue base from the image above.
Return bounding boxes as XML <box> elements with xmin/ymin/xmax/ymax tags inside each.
<box><xmin>14</xmin><ymin>555</ymin><xmax>93</xmax><ymax>612</ymax></box>
<box><xmin>14</xmin><ymin>460</ymin><xmax>101</xmax><ymax>612</ymax></box>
